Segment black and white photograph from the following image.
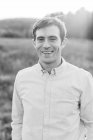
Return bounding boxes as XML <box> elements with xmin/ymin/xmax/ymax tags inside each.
<box><xmin>0</xmin><ymin>0</ymin><xmax>93</xmax><ymax>140</ymax></box>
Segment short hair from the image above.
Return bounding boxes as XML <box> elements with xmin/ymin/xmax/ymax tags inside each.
<box><xmin>32</xmin><ymin>17</ymin><xmax>67</xmax><ymax>41</ymax></box>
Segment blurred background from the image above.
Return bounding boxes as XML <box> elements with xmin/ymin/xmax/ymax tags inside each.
<box><xmin>0</xmin><ymin>0</ymin><xmax>93</xmax><ymax>139</ymax></box>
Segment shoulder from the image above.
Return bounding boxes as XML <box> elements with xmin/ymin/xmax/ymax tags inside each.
<box><xmin>66</xmin><ymin>61</ymin><xmax>92</xmax><ymax>79</ymax></box>
<box><xmin>15</xmin><ymin>63</ymin><xmax>39</xmax><ymax>81</ymax></box>
<box><xmin>66</xmin><ymin>62</ymin><xmax>93</xmax><ymax>91</ymax></box>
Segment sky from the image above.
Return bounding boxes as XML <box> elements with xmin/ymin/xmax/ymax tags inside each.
<box><xmin>0</xmin><ymin>0</ymin><xmax>93</xmax><ymax>19</ymax></box>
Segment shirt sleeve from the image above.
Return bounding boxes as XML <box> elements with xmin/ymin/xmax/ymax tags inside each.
<box><xmin>80</xmin><ymin>72</ymin><xmax>93</xmax><ymax>140</ymax></box>
<box><xmin>11</xmin><ymin>73</ymin><xmax>24</xmax><ymax>140</ymax></box>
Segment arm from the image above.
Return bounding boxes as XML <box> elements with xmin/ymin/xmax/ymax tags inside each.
<box><xmin>80</xmin><ymin>72</ymin><xmax>93</xmax><ymax>140</ymax></box>
<box><xmin>11</xmin><ymin>74</ymin><xmax>24</xmax><ymax>140</ymax></box>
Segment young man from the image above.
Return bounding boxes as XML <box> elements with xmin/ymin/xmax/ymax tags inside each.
<box><xmin>11</xmin><ymin>17</ymin><xmax>93</xmax><ymax>140</ymax></box>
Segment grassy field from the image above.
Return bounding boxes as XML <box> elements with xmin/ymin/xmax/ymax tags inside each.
<box><xmin>0</xmin><ymin>38</ymin><xmax>93</xmax><ymax>140</ymax></box>
<box><xmin>63</xmin><ymin>38</ymin><xmax>93</xmax><ymax>74</ymax></box>
<box><xmin>0</xmin><ymin>38</ymin><xmax>93</xmax><ymax>73</ymax></box>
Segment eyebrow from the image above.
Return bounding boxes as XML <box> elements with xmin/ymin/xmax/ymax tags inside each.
<box><xmin>37</xmin><ymin>36</ymin><xmax>45</xmax><ymax>39</ymax></box>
<box><xmin>37</xmin><ymin>35</ymin><xmax>57</xmax><ymax>38</ymax></box>
<box><xmin>48</xmin><ymin>36</ymin><xmax>57</xmax><ymax>38</ymax></box>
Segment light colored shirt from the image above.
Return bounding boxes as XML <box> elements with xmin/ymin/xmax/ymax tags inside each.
<box><xmin>11</xmin><ymin>59</ymin><xmax>93</xmax><ymax>140</ymax></box>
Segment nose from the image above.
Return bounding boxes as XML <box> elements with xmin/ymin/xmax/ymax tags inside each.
<box><xmin>43</xmin><ymin>39</ymin><xmax>50</xmax><ymax>49</ymax></box>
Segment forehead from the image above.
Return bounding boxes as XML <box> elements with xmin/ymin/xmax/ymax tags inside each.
<box><xmin>36</xmin><ymin>25</ymin><xmax>60</xmax><ymax>37</ymax></box>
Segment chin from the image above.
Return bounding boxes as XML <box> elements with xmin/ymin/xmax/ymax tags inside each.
<box><xmin>42</xmin><ymin>59</ymin><xmax>55</xmax><ymax>64</ymax></box>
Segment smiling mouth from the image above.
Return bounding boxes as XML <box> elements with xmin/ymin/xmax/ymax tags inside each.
<box><xmin>41</xmin><ymin>51</ymin><xmax>54</xmax><ymax>54</ymax></box>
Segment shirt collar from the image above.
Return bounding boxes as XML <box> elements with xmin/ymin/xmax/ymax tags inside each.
<box><xmin>37</xmin><ymin>57</ymin><xmax>67</xmax><ymax>76</ymax></box>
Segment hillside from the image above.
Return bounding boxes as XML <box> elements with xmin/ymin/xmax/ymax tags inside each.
<box><xmin>0</xmin><ymin>18</ymin><xmax>37</xmax><ymax>38</ymax></box>
<box><xmin>0</xmin><ymin>8</ymin><xmax>92</xmax><ymax>39</ymax></box>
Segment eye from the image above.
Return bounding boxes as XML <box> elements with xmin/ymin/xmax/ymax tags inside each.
<box><xmin>37</xmin><ymin>37</ymin><xmax>45</xmax><ymax>42</ymax></box>
<box><xmin>49</xmin><ymin>36</ymin><xmax>57</xmax><ymax>41</ymax></box>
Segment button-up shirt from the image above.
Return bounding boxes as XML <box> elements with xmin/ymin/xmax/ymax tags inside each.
<box><xmin>11</xmin><ymin>59</ymin><xmax>93</xmax><ymax>140</ymax></box>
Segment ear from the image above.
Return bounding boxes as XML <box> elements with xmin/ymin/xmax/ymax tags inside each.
<box><xmin>61</xmin><ymin>38</ymin><xmax>68</xmax><ymax>49</ymax></box>
<box><xmin>32</xmin><ymin>38</ymin><xmax>36</xmax><ymax>48</ymax></box>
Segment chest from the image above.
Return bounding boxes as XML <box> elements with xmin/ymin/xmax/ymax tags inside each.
<box><xmin>19</xmin><ymin>75</ymin><xmax>81</xmax><ymax>118</ymax></box>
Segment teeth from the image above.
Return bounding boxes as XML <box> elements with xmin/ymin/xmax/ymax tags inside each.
<box><xmin>42</xmin><ymin>51</ymin><xmax>53</xmax><ymax>54</ymax></box>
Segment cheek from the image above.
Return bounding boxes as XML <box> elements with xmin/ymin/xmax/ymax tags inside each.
<box><xmin>54</xmin><ymin>45</ymin><xmax>61</xmax><ymax>51</ymax></box>
<box><xmin>35</xmin><ymin>47</ymin><xmax>43</xmax><ymax>57</ymax></box>
<box><xmin>35</xmin><ymin>44</ymin><xmax>42</xmax><ymax>51</ymax></box>
<box><xmin>55</xmin><ymin>47</ymin><xmax>62</xmax><ymax>56</ymax></box>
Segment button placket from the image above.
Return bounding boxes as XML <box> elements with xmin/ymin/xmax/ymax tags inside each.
<box><xmin>42</xmin><ymin>74</ymin><xmax>53</xmax><ymax>140</ymax></box>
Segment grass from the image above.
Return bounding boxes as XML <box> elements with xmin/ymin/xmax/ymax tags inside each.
<box><xmin>62</xmin><ymin>38</ymin><xmax>93</xmax><ymax>74</ymax></box>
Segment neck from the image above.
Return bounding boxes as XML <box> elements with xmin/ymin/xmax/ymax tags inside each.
<box><xmin>39</xmin><ymin>58</ymin><xmax>62</xmax><ymax>74</ymax></box>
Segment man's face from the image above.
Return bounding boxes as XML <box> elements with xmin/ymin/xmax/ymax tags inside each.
<box><xmin>34</xmin><ymin>25</ymin><xmax>64</xmax><ymax>65</ymax></box>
